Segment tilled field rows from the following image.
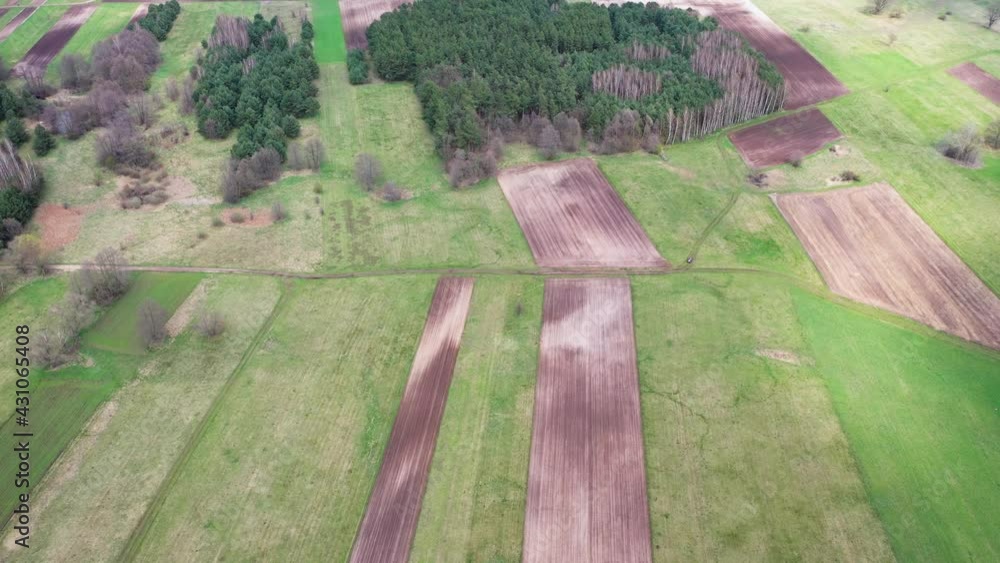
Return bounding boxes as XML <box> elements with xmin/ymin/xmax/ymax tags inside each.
<box><xmin>339</xmin><ymin>0</ymin><xmax>411</xmax><ymax>50</ymax></box>
<box><xmin>730</xmin><ymin>107</ymin><xmax>842</xmax><ymax>168</ymax></box>
<box><xmin>350</xmin><ymin>277</ymin><xmax>475</xmax><ymax>563</ymax></box>
<box><xmin>524</xmin><ymin>278</ymin><xmax>652</xmax><ymax>563</ymax></box>
<box><xmin>0</xmin><ymin>0</ymin><xmax>46</xmax><ymax>43</ymax></box>
<box><xmin>948</xmin><ymin>62</ymin><xmax>1000</xmax><ymax>105</ymax></box>
<box><xmin>776</xmin><ymin>184</ymin><xmax>1000</xmax><ymax>350</ymax></box>
<box><xmin>14</xmin><ymin>4</ymin><xmax>96</xmax><ymax>76</ymax></box>
<box><xmin>498</xmin><ymin>159</ymin><xmax>667</xmax><ymax>269</ymax></box>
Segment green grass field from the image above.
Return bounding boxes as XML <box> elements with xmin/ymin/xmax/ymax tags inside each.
<box><xmin>83</xmin><ymin>272</ymin><xmax>203</xmax><ymax>354</ymax></box>
<box><xmin>797</xmin><ymin>290</ymin><xmax>1000</xmax><ymax>561</ymax></box>
<box><xmin>411</xmin><ymin>277</ymin><xmax>540</xmax><ymax>561</ymax></box>
<box><xmin>0</xmin><ymin>275</ymin><xmax>282</xmax><ymax>562</ymax></box>
<box><xmin>126</xmin><ymin>276</ymin><xmax>438</xmax><ymax>561</ymax></box>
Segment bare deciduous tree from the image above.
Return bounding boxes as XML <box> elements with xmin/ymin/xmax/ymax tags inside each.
<box><xmin>988</xmin><ymin>4</ymin><xmax>1000</xmax><ymax>28</ymax></box>
<box><xmin>354</xmin><ymin>153</ymin><xmax>383</xmax><ymax>191</ymax></box>
<box><xmin>197</xmin><ymin>309</ymin><xmax>226</xmax><ymax>338</ymax></box>
<box><xmin>35</xmin><ymin>292</ymin><xmax>95</xmax><ymax>367</ymax></box>
<box><xmin>870</xmin><ymin>0</ymin><xmax>892</xmax><ymax>15</ymax></box>
<box><xmin>59</xmin><ymin>54</ymin><xmax>92</xmax><ymax>92</ymax></box>
<box><xmin>984</xmin><ymin>120</ymin><xmax>1000</xmax><ymax>150</ymax></box>
<box><xmin>537</xmin><ymin>123</ymin><xmax>560</xmax><ymax>160</ymax></box>
<box><xmin>73</xmin><ymin>247</ymin><xmax>130</xmax><ymax>305</ymax></box>
<box><xmin>937</xmin><ymin>124</ymin><xmax>982</xmax><ymax>166</ymax></box>
<box><xmin>137</xmin><ymin>299</ymin><xmax>168</xmax><ymax>348</ymax></box>
<box><xmin>6</xmin><ymin>234</ymin><xmax>45</xmax><ymax>275</ymax></box>
<box><xmin>553</xmin><ymin>112</ymin><xmax>582</xmax><ymax>152</ymax></box>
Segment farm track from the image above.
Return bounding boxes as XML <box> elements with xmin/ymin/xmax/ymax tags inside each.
<box><xmin>114</xmin><ymin>284</ymin><xmax>292</xmax><ymax>562</ymax></box>
<box><xmin>350</xmin><ymin>277</ymin><xmax>475</xmax><ymax>563</ymax></box>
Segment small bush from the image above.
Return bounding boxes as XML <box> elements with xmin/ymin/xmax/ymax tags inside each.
<box><xmin>32</xmin><ymin>125</ymin><xmax>55</xmax><ymax>156</ymax></box>
<box><xmin>347</xmin><ymin>49</ymin><xmax>370</xmax><ymax>85</ymax></box>
<box><xmin>196</xmin><ymin>310</ymin><xmax>226</xmax><ymax>338</ymax></box>
<box><xmin>72</xmin><ymin>248</ymin><xmax>130</xmax><ymax>306</ymax></box>
<box><xmin>937</xmin><ymin>125</ymin><xmax>981</xmax><ymax>166</ymax></box>
<box><xmin>137</xmin><ymin>299</ymin><xmax>168</xmax><ymax>348</ymax></box>
<box><xmin>7</xmin><ymin>234</ymin><xmax>45</xmax><ymax>274</ymax></box>
<box><xmin>270</xmin><ymin>201</ymin><xmax>287</xmax><ymax>221</ymax></box>
<box><xmin>747</xmin><ymin>170</ymin><xmax>768</xmax><ymax>188</ymax></box>
<box><xmin>839</xmin><ymin>170</ymin><xmax>860</xmax><ymax>182</ymax></box>
<box><xmin>354</xmin><ymin>153</ymin><xmax>382</xmax><ymax>191</ymax></box>
<box><xmin>380</xmin><ymin>181</ymin><xmax>403</xmax><ymax>202</ymax></box>
<box><xmin>211</xmin><ymin>216</ymin><xmax>224</xmax><ymax>227</ymax></box>
<box><xmin>788</xmin><ymin>151</ymin><xmax>803</xmax><ymax>168</ymax></box>
<box><xmin>313</xmin><ymin>182</ymin><xmax>322</xmax><ymax>194</ymax></box>
<box><xmin>230</xmin><ymin>211</ymin><xmax>245</xmax><ymax>223</ymax></box>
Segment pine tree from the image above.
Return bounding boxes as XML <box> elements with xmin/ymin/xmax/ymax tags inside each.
<box><xmin>32</xmin><ymin>125</ymin><xmax>55</xmax><ymax>156</ymax></box>
<box><xmin>5</xmin><ymin>112</ymin><xmax>28</xmax><ymax>148</ymax></box>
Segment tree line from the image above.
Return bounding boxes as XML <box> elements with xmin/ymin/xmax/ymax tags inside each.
<box><xmin>133</xmin><ymin>0</ymin><xmax>181</xmax><ymax>42</ymax></box>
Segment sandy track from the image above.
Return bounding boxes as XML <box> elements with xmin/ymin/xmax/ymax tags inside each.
<box><xmin>498</xmin><ymin>159</ymin><xmax>667</xmax><ymax>269</ymax></box>
<box><xmin>730</xmin><ymin>107</ymin><xmax>841</xmax><ymax>168</ymax></box>
<box><xmin>948</xmin><ymin>62</ymin><xmax>1000</xmax><ymax>105</ymax></box>
<box><xmin>350</xmin><ymin>277</ymin><xmax>475</xmax><ymax>563</ymax></box>
<box><xmin>523</xmin><ymin>278</ymin><xmax>652</xmax><ymax>563</ymax></box>
<box><xmin>340</xmin><ymin>0</ymin><xmax>411</xmax><ymax>50</ymax></box>
<box><xmin>14</xmin><ymin>4</ymin><xmax>96</xmax><ymax>76</ymax></box>
<box><xmin>595</xmin><ymin>0</ymin><xmax>847</xmax><ymax>109</ymax></box>
<box><xmin>775</xmin><ymin>183</ymin><xmax>1000</xmax><ymax>350</ymax></box>
<box><xmin>0</xmin><ymin>0</ymin><xmax>46</xmax><ymax>43</ymax></box>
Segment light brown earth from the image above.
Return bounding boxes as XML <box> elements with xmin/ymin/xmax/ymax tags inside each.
<box><xmin>775</xmin><ymin>183</ymin><xmax>1000</xmax><ymax>350</ymax></box>
<box><xmin>730</xmin><ymin>108</ymin><xmax>842</xmax><ymax>168</ymax></box>
<box><xmin>339</xmin><ymin>0</ymin><xmax>411</xmax><ymax>49</ymax></box>
<box><xmin>947</xmin><ymin>62</ymin><xmax>1000</xmax><ymax>105</ymax></box>
<box><xmin>497</xmin><ymin>158</ymin><xmax>667</xmax><ymax>269</ymax></box>
<box><xmin>595</xmin><ymin>0</ymin><xmax>848</xmax><ymax>109</ymax></box>
<box><xmin>35</xmin><ymin>203</ymin><xmax>86</xmax><ymax>252</ymax></box>
<box><xmin>13</xmin><ymin>5</ymin><xmax>97</xmax><ymax>77</ymax></box>
<box><xmin>350</xmin><ymin>277</ymin><xmax>475</xmax><ymax>563</ymax></box>
<box><xmin>523</xmin><ymin>278</ymin><xmax>652</xmax><ymax>563</ymax></box>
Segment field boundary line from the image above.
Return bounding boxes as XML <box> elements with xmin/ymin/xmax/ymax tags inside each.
<box><xmin>115</xmin><ymin>283</ymin><xmax>293</xmax><ymax>562</ymax></box>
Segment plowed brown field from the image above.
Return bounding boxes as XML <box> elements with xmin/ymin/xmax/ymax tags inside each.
<box><xmin>595</xmin><ymin>0</ymin><xmax>847</xmax><ymax>109</ymax></box>
<box><xmin>340</xmin><ymin>0</ymin><xmax>411</xmax><ymax>50</ymax></box>
<box><xmin>523</xmin><ymin>278</ymin><xmax>652</xmax><ymax>563</ymax></box>
<box><xmin>0</xmin><ymin>0</ymin><xmax>46</xmax><ymax>43</ymax></box>
<box><xmin>14</xmin><ymin>5</ymin><xmax>96</xmax><ymax>76</ymax></box>
<box><xmin>498</xmin><ymin>159</ymin><xmax>667</xmax><ymax>269</ymax></box>
<box><xmin>775</xmin><ymin>184</ymin><xmax>1000</xmax><ymax>350</ymax></box>
<box><xmin>350</xmin><ymin>277</ymin><xmax>475</xmax><ymax>563</ymax></box>
<box><xmin>948</xmin><ymin>62</ymin><xmax>1000</xmax><ymax>105</ymax></box>
<box><xmin>0</xmin><ymin>0</ymin><xmax>20</xmax><ymax>22</ymax></box>
<box><xmin>730</xmin><ymin>107</ymin><xmax>841</xmax><ymax>168</ymax></box>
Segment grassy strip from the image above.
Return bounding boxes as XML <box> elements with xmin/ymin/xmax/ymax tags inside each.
<box><xmin>83</xmin><ymin>272</ymin><xmax>203</xmax><ymax>355</ymax></box>
<box><xmin>128</xmin><ymin>276</ymin><xmax>437</xmax><ymax>560</ymax></box>
<box><xmin>796</xmin><ymin>289</ymin><xmax>1000</xmax><ymax>561</ymax></box>
<box><xmin>410</xmin><ymin>276</ymin><xmax>540</xmax><ymax>561</ymax></box>
<box><xmin>311</xmin><ymin>0</ymin><xmax>345</xmax><ymax>63</ymax></box>
<box><xmin>0</xmin><ymin>6</ymin><xmax>71</xmax><ymax>64</ymax></box>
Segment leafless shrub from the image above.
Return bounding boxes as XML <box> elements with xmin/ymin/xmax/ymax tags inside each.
<box><xmin>89</xmin><ymin>81</ymin><xmax>128</xmax><ymax>126</ymax></box>
<box><xmin>220</xmin><ymin>148</ymin><xmax>280</xmax><ymax>203</ymax></box>
<box><xmin>789</xmin><ymin>151</ymin><xmax>804</xmax><ymax>167</ymax></box>
<box><xmin>96</xmin><ymin>113</ymin><xmax>157</xmax><ymax>171</ymax></box>
<box><xmin>553</xmin><ymin>112</ymin><xmax>581</xmax><ymax>152</ymax></box>
<box><xmin>868</xmin><ymin>0</ymin><xmax>892</xmax><ymax>15</ymax></box>
<box><xmin>303</xmin><ymin>138</ymin><xmax>324</xmax><ymax>171</ymax></box>
<box><xmin>537</xmin><ymin>123</ymin><xmax>560</xmax><ymax>160</ymax></box>
<box><xmin>6</xmin><ymin>234</ymin><xmax>45</xmax><ymax>275</ymax></box>
<box><xmin>447</xmin><ymin>149</ymin><xmax>496</xmax><ymax>188</ymax></box>
<box><xmin>179</xmin><ymin>76</ymin><xmax>195</xmax><ymax>115</ymax></box>
<box><xmin>380</xmin><ymin>181</ymin><xmax>403</xmax><ymax>201</ymax></box>
<box><xmin>249</xmin><ymin>147</ymin><xmax>281</xmax><ymax>182</ymax></box>
<box><xmin>748</xmin><ymin>170</ymin><xmax>769</xmax><ymax>188</ymax></box>
<box><xmin>59</xmin><ymin>54</ymin><xmax>92</xmax><ymax>92</ymax></box>
<box><xmin>209</xmin><ymin>15</ymin><xmax>250</xmax><ymax>50</ymax></box>
<box><xmin>989</xmin><ymin>5</ymin><xmax>1000</xmax><ymax>28</ymax></box>
<box><xmin>129</xmin><ymin>94</ymin><xmax>159</xmax><ymax>129</ymax></box>
<box><xmin>21</xmin><ymin>67</ymin><xmax>55</xmax><ymax>99</ymax></box>
<box><xmin>91</xmin><ymin>29</ymin><xmax>161</xmax><ymax>93</ymax></box>
<box><xmin>230</xmin><ymin>211</ymin><xmax>245</xmax><ymax>223</ymax></box>
<box><xmin>839</xmin><ymin>170</ymin><xmax>860</xmax><ymax>182</ymax></box>
<box><xmin>119</xmin><ymin>179</ymin><xmax>168</xmax><ymax>208</ymax></box>
<box><xmin>165</xmin><ymin>77</ymin><xmax>179</xmax><ymax>101</ymax></box>
<box><xmin>270</xmin><ymin>201</ymin><xmax>287</xmax><ymax>221</ymax></box>
<box><xmin>137</xmin><ymin>299</ymin><xmax>168</xmax><ymax>348</ymax></box>
<box><xmin>72</xmin><ymin>247</ymin><xmax>130</xmax><ymax>305</ymax></box>
<box><xmin>598</xmin><ymin>109</ymin><xmax>643</xmax><ymax>154</ymax></box>
<box><xmin>984</xmin><ymin>120</ymin><xmax>1000</xmax><ymax>149</ymax></box>
<box><xmin>197</xmin><ymin>309</ymin><xmax>226</xmax><ymax>338</ymax></box>
<box><xmin>354</xmin><ymin>153</ymin><xmax>382</xmax><ymax>191</ymax></box>
<box><xmin>937</xmin><ymin>124</ymin><xmax>982</xmax><ymax>166</ymax></box>
<box><xmin>35</xmin><ymin>292</ymin><xmax>95</xmax><ymax>368</ymax></box>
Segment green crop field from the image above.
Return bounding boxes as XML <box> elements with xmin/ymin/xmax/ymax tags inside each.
<box><xmin>44</xmin><ymin>4</ymin><xmax>135</xmax><ymax>83</ymax></box>
<box><xmin>0</xmin><ymin>6</ymin><xmax>70</xmax><ymax>64</ymax></box>
<box><xmin>83</xmin><ymin>272</ymin><xmax>203</xmax><ymax>354</ymax></box>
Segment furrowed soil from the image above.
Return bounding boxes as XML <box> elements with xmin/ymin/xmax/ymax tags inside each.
<box><xmin>947</xmin><ymin>62</ymin><xmax>1000</xmax><ymax>105</ymax></box>
<box><xmin>729</xmin><ymin>108</ymin><xmax>842</xmax><ymax>168</ymax></box>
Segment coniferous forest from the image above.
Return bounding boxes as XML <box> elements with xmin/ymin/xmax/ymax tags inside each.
<box><xmin>367</xmin><ymin>0</ymin><xmax>784</xmax><ymax>165</ymax></box>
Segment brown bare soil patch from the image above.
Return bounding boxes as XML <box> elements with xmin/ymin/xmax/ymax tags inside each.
<box><xmin>730</xmin><ymin>108</ymin><xmax>841</xmax><ymax>168</ymax></box>
<box><xmin>340</xmin><ymin>0</ymin><xmax>411</xmax><ymax>49</ymax></box>
<box><xmin>947</xmin><ymin>62</ymin><xmax>1000</xmax><ymax>105</ymax></box>
<box><xmin>498</xmin><ymin>158</ymin><xmax>667</xmax><ymax>269</ymax></box>
<box><xmin>127</xmin><ymin>4</ymin><xmax>148</xmax><ymax>28</ymax></box>
<box><xmin>35</xmin><ymin>203</ymin><xmax>85</xmax><ymax>252</ymax></box>
<box><xmin>775</xmin><ymin>183</ymin><xmax>1000</xmax><ymax>350</ymax></box>
<box><xmin>14</xmin><ymin>5</ymin><xmax>97</xmax><ymax>76</ymax></box>
<box><xmin>596</xmin><ymin>0</ymin><xmax>848</xmax><ymax>109</ymax></box>
<box><xmin>524</xmin><ymin>278</ymin><xmax>652</xmax><ymax>563</ymax></box>
<box><xmin>350</xmin><ymin>277</ymin><xmax>475</xmax><ymax>563</ymax></box>
<box><xmin>0</xmin><ymin>0</ymin><xmax>20</xmax><ymax>21</ymax></box>
<box><xmin>756</xmin><ymin>348</ymin><xmax>809</xmax><ymax>365</ymax></box>
<box><xmin>221</xmin><ymin>207</ymin><xmax>272</xmax><ymax>227</ymax></box>
<box><xmin>0</xmin><ymin>0</ymin><xmax>45</xmax><ymax>43</ymax></box>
